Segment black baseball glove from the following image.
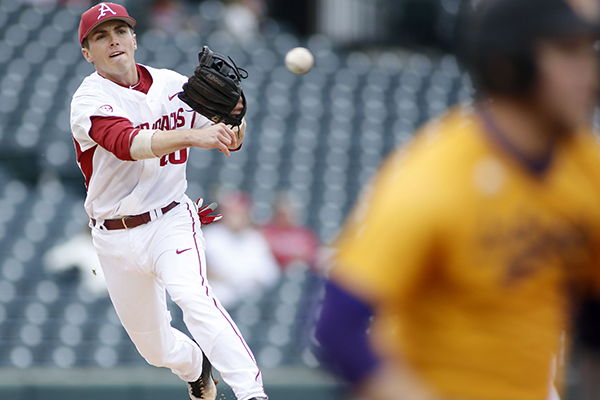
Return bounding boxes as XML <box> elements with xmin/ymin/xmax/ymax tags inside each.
<box><xmin>179</xmin><ymin>46</ymin><xmax>248</xmax><ymax>127</ymax></box>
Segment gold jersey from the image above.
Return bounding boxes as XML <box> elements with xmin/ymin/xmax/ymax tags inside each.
<box><xmin>333</xmin><ymin>105</ymin><xmax>600</xmax><ymax>400</ymax></box>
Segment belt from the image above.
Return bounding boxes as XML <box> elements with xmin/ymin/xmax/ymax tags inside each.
<box><xmin>92</xmin><ymin>201</ymin><xmax>179</xmax><ymax>230</ymax></box>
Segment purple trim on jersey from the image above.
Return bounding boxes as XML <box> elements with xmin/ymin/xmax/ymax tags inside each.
<box><xmin>184</xmin><ymin>203</ymin><xmax>264</xmax><ymax>386</ymax></box>
<box><xmin>89</xmin><ymin>116</ymin><xmax>140</xmax><ymax>161</ymax></box>
<box><xmin>315</xmin><ymin>280</ymin><xmax>381</xmax><ymax>385</ymax></box>
<box><xmin>477</xmin><ymin>103</ymin><xmax>554</xmax><ymax>175</ymax></box>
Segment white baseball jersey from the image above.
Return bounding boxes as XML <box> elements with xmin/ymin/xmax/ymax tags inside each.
<box><xmin>70</xmin><ymin>64</ymin><xmax>211</xmax><ymax>220</ymax></box>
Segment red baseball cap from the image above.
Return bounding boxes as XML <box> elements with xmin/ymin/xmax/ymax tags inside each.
<box><xmin>78</xmin><ymin>2</ymin><xmax>136</xmax><ymax>46</ymax></box>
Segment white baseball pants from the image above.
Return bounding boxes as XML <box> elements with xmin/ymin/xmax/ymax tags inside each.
<box><xmin>91</xmin><ymin>196</ymin><xmax>266</xmax><ymax>400</ymax></box>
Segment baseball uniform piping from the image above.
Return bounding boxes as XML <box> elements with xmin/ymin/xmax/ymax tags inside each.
<box><xmin>73</xmin><ymin>137</ymin><xmax>96</xmax><ymax>189</ymax></box>
<box><xmin>185</xmin><ymin>202</ymin><xmax>263</xmax><ymax>382</ymax></box>
<box><xmin>190</xmin><ymin>109</ymin><xmax>197</xmax><ymax>128</ymax></box>
<box><xmin>186</xmin><ymin>202</ymin><xmax>206</xmax><ymax>285</ymax></box>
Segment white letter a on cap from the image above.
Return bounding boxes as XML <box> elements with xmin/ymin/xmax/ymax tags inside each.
<box><xmin>97</xmin><ymin>3</ymin><xmax>117</xmax><ymax>19</ymax></box>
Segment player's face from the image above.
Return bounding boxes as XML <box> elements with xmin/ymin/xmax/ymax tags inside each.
<box><xmin>534</xmin><ymin>36</ymin><xmax>599</xmax><ymax>132</ymax></box>
<box><xmin>81</xmin><ymin>20</ymin><xmax>137</xmax><ymax>84</ymax></box>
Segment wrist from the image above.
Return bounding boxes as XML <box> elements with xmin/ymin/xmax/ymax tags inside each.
<box><xmin>181</xmin><ymin>129</ymin><xmax>208</xmax><ymax>150</ymax></box>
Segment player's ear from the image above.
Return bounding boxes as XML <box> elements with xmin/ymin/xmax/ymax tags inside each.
<box><xmin>82</xmin><ymin>47</ymin><xmax>94</xmax><ymax>64</ymax></box>
<box><xmin>133</xmin><ymin>33</ymin><xmax>137</xmax><ymax>50</ymax></box>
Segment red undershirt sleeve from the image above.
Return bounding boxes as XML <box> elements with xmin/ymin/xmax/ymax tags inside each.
<box><xmin>89</xmin><ymin>116</ymin><xmax>141</xmax><ymax>161</ymax></box>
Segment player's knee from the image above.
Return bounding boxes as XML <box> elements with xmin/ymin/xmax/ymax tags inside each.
<box><xmin>128</xmin><ymin>333</ymin><xmax>181</xmax><ymax>368</ymax></box>
<box><xmin>140</xmin><ymin>347</ymin><xmax>178</xmax><ymax>368</ymax></box>
<box><xmin>135</xmin><ymin>344</ymin><xmax>166</xmax><ymax>367</ymax></box>
<box><xmin>168</xmin><ymin>289</ymin><xmax>204</xmax><ymax>313</ymax></box>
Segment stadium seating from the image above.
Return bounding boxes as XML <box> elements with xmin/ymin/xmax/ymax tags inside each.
<box><xmin>0</xmin><ymin>1</ymin><xmax>470</xmax><ymax>370</ymax></box>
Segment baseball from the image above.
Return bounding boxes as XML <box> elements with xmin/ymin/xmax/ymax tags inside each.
<box><xmin>285</xmin><ymin>47</ymin><xmax>314</xmax><ymax>75</ymax></box>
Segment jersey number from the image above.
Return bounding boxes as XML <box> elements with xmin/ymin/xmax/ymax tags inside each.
<box><xmin>160</xmin><ymin>149</ymin><xmax>187</xmax><ymax>166</ymax></box>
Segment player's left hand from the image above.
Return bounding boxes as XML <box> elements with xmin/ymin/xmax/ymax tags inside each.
<box><xmin>196</xmin><ymin>198</ymin><xmax>223</xmax><ymax>225</ymax></box>
<box><xmin>178</xmin><ymin>46</ymin><xmax>247</xmax><ymax>127</ymax></box>
<box><xmin>227</xmin><ymin>118</ymin><xmax>246</xmax><ymax>150</ymax></box>
<box><xmin>231</xmin><ymin>96</ymin><xmax>244</xmax><ymax>116</ymax></box>
<box><xmin>227</xmin><ymin>97</ymin><xmax>245</xmax><ymax>148</ymax></box>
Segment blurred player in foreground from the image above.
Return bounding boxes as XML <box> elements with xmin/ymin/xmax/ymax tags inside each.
<box><xmin>315</xmin><ymin>1</ymin><xmax>600</xmax><ymax>399</ymax></box>
<box><xmin>70</xmin><ymin>3</ymin><xmax>266</xmax><ymax>400</ymax></box>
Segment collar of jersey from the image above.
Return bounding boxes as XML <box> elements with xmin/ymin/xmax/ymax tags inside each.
<box><xmin>98</xmin><ymin>64</ymin><xmax>153</xmax><ymax>95</ymax></box>
<box><xmin>477</xmin><ymin>102</ymin><xmax>554</xmax><ymax>176</ymax></box>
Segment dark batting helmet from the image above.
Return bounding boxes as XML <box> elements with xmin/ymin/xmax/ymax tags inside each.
<box><xmin>462</xmin><ymin>0</ymin><xmax>600</xmax><ymax>96</ymax></box>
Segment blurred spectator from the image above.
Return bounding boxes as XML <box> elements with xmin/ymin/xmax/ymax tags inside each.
<box><xmin>261</xmin><ymin>191</ymin><xmax>320</xmax><ymax>272</ymax></box>
<box><xmin>223</xmin><ymin>0</ymin><xmax>266</xmax><ymax>43</ymax></box>
<box><xmin>204</xmin><ymin>190</ymin><xmax>280</xmax><ymax>308</ymax></box>
<box><xmin>24</xmin><ymin>0</ymin><xmax>91</xmax><ymax>5</ymax></box>
<box><xmin>43</xmin><ymin>224</ymin><xmax>107</xmax><ymax>298</ymax></box>
<box><xmin>148</xmin><ymin>0</ymin><xmax>187</xmax><ymax>36</ymax></box>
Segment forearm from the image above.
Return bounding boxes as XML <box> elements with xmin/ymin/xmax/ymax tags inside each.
<box><xmin>315</xmin><ymin>280</ymin><xmax>438</xmax><ymax>400</ymax></box>
<box><xmin>151</xmin><ymin>128</ymin><xmax>198</xmax><ymax>157</ymax></box>
<box><xmin>130</xmin><ymin>122</ymin><xmax>240</xmax><ymax>160</ymax></box>
<box><xmin>129</xmin><ymin>128</ymin><xmax>195</xmax><ymax>159</ymax></box>
<box><xmin>315</xmin><ymin>280</ymin><xmax>381</xmax><ymax>384</ymax></box>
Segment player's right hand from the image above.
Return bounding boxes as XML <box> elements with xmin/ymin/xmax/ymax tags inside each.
<box><xmin>192</xmin><ymin>123</ymin><xmax>237</xmax><ymax>156</ymax></box>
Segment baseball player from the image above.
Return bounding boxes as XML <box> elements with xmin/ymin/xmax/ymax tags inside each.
<box><xmin>315</xmin><ymin>1</ymin><xmax>600</xmax><ymax>400</ymax></box>
<box><xmin>70</xmin><ymin>3</ymin><xmax>266</xmax><ymax>400</ymax></box>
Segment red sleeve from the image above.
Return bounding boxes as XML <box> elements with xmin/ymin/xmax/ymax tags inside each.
<box><xmin>89</xmin><ymin>116</ymin><xmax>141</xmax><ymax>161</ymax></box>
